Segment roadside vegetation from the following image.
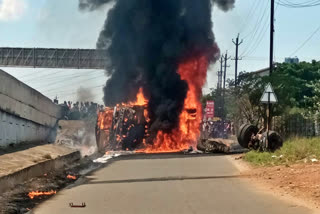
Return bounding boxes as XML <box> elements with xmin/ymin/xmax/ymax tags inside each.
<box><xmin>202</xmin><ymin>61</ymin><xmax>320</xmax><ymax>135</ymax></box>
<box><xmin>244</xmin><ymin>137</ymin><xmax>320</xmax><ymax>166</ymax></box>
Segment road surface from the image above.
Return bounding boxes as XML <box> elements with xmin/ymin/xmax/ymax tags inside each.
<box><xmin>33</xmin><ymin>154</ymin><xmax>313</xmax><ymax>214</ymax></box>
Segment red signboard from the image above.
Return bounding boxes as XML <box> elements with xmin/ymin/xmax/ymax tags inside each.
<box><xmin>205</xmin><ymin>101</ymin><xmax>214</xmax><ymax>119</ymax></box>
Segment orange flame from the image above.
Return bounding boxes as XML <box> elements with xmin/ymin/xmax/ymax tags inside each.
<box><xmin>28</xmin><ymin>190</ymin><xmax>56</xmax><ymax>199</ymax></box>
<box><xmin>139</xmin><ymin>55</ymin><xmax>208</xmax><ymax>153</ymax></box>
<box><xmin>97</xmin><ymin>107</ymin><xmax>114</xmax><ymax>131</ymax></box>
<box><xmin>67</xmin><ymin>175</ymin><xmax>77</xmax><ymax>180</ymax></box>
<box><xmin>128</xmin><ymin>87</ymin><xmax>148</xmax><ymax>106</ymax></box>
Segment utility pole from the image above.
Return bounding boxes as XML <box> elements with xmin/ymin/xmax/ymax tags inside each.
<box><xmin>217</xmin><ymin>56</ymin><xmax>224</xmax><ymax>117</ymax></box>
<box><xmin>216</xmin><ymin>71</ymin><xmax>220</xmax><ymax>90</ymax></box>
<box><xmin>222</xmin><ymin>51</ymin><xmax>231</xmax><ymax>119</ymax></box>
<box><xmin>270</xmin><ymin>0</ymin><xmax>275</xmax><ymax>76</ymax></box>
<box><xmin>232</xmin><ymin>34</ymin><xmax>243</xmax><ymax>87</ymax></box>
<box><xmin>219</xmin><ymin>56</ymin><xmax>224</xmax><ymax>90</ymax></box>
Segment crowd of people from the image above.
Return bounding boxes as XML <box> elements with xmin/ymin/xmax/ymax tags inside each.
<box><xmin>201</xmin><ymin>120</ymin><xmax>233</xmax><ymax>139</ymax></box>
<box><xmin>54</xmin><ymin>99</ymin><xmax>105</xmax><ymax>120</ymax></box>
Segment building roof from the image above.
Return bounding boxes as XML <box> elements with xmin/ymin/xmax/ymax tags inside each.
<box><xmin>251</xmin><ymin>67</ymin><xmax>269</xmax><ymax>75</ymax></box>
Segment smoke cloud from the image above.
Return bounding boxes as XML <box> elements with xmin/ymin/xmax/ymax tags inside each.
<box><xmin>76</xmin><ymin>87</ymin><xmax>94</xmax><ymax>102</ymax></box>
<box><xmin>212</xmin><ymin>0</ymin><xmax>235</xmax><ymax>11</ymax></box>
<box><xmin>80</xmin><ymin>0</ymin><xmax>235</xmax><ymax>136</ymax></box>
<box><xmin>79</xmin><ymin>0</ymin><xmax>235</xmax><ymax>12</ymax></box>
<box><xmin>79</xmin><ymin>0</ymin><xmax>114</xmax><ymax>11</ymax></box>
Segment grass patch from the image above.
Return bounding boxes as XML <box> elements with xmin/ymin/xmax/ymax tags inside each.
<box><xmin>244</xmin><ymin>137</ymin><xmax>320</xmax><ymax>166</ymax></box>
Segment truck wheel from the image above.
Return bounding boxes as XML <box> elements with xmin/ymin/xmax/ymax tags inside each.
<box><xmin>237</xmin><ymin>124</ymin><xmax>258</xmax><ymax>148</ymax></box>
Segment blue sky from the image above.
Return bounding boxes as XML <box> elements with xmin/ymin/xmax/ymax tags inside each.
<box><xmin>0</xmin><ymin>0</ymin><xmax>319</xmax><ymax>103</ymax></box>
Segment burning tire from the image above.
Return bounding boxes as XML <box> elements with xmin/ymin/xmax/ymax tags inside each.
<box><xmin>237</xmin><ymin>124</ymin><xmax>259</xmax><ymax>148</ymax></box>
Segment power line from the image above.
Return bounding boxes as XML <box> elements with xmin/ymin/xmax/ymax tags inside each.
<box><xmin>47</xmin><ymin>84</ymin><xmax>104</xmax><ymax>96</ymax></box>
<box><xmin>242</xmin><ymin>0</ymin><xmax>269</xmax><ymax>39</ymax></box>
<box><xmin>238</xmin><ymin>0</ymin><xmax>260</xmax><ymax>35</ymax></box>
<box><xmin>23</xmin><ymin>70</ymin><xmax>66</xmax><ymax>83</ymax></box>
<box><xmin>240</xmin><ymin>0</ymin><xmax>270</xmax><ymax>56</ymax></box>
<box><xmin>242</xmin><ymin>1</ymin><xmax>280</xmax><ymax>59</ymax></box>
<box><xmin>26</xmin><ymin>70</ymin><xmax>103</xmax><ymax>87</ymax></box>
<box><xmin>39</xmin><ymin>74</ymin><xmax>106</xmax><ymax>94</ymax></box>
<box><xmin>17</xmin><ymin>68</ymin><xmax>53</xmax><ymax>80</ymax></box>
<box><xmin>243</xmin><ymin>12</ymin><xmax>270</xmax><ymax>57</ymax></box>
<box><xmin>289</xmin><ymin>23</ymin><xmax>320</xmax><ymax>56</ymax></box>
<box><xmin>54</xmin><ymin>91</ymin><xmax>104</xmax><ymax>103</ymax></box>
<box><xmin>26</xmin><ymin>70</ymin><xmax>103</xmax><ymax>84</ymax></box>
<box><xmin>277</xmin><ymin>0</ymin><xmax>320</xmax><ymax>8</ymax></box>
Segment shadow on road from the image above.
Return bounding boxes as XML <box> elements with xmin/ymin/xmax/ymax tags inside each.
<box><xmin>116</xmin><ymin>152</ymin><xmax>235</xmax><ymax>161</ymax></box>
<box><xmin>85</xmin><ymin>175</ymin><xmax>244</xmax><ymax>185</ymax></box>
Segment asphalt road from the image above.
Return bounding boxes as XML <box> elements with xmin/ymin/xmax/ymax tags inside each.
<box><xmin>33</xmin><ymin>154</ymin><xmax>313</xmax><ymax>214</ymax></box>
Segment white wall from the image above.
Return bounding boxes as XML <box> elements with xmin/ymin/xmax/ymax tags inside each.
<box><xmin>0</xmin><ymin>111</ymin><xmax>53</xmax><ymax>147</ymax></box>
<box><xmin>0</xmin><ymin>69</ymin><xmax>62</xmax><ymax>147</ymax></box>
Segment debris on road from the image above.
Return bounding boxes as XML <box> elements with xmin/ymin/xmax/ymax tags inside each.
<box><xmin>69</xmin><ymin>202</ymin><xmax>86</xmax><ymax>208</ymax></box>
<box><xmin>237</xmin><ymin>124</ymin><xmax>283</xmax><ymax>152</ymax></box>
<box><xmin>93</xmin><ymin>152</ymin><xmax>122</xmax><ymax>164</ymax></box>
<box><xmin>197</xmin><ymin>138</ymin><xmax>231</xmax><ymax>153</ymax></box>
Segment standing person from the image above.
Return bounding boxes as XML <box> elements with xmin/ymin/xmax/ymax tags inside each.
<box><xmin>205</xmin><ymin>121</ymin><xmax>210</xmax><ymax>139</ymax></box>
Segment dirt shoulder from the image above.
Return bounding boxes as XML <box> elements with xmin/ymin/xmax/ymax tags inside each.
<box><xmin>229</xmin><ymin>155</ymin><xmax>320</xmax><ymax>212</ymax></box>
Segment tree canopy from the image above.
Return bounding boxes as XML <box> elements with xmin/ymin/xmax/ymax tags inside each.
<box><xmin>203</xmin><ymin>60</ymin><xmax>320</xmax><ymax>124</ymax></box>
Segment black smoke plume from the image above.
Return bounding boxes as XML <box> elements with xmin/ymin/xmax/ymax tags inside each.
<box><xmin>79</xmin><ymin>0</ymin><xmax>114</xmax><ymax>11</ymax></box>
<box><xmin>80</xmin><ymin>0</ymin><xmax>235</xmax><ymax>139</ymax></box>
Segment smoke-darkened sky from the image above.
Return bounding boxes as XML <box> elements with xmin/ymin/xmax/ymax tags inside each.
<box><xmin>1</xmin><ymin>0</ymin><xmax>320</xmax><ymax>102</ymax></box>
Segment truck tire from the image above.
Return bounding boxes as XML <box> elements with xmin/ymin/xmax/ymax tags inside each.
<box><xmin>237</xmin><ymin>124</ymin><xmax>259</xmax><ymax>148</ymax></box>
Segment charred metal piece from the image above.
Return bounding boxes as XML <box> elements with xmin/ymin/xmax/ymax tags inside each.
<box><xmin>197</xmin><ymin>138</ymin><xmax>231</xmax><ymax>153</ymax></box>
<box><xmin>96</xmin><ymin>105</ymin><xmax>147</xmax><ymax>152</ymax></box>
<box><xmin>69</xmin><ymin>203</ymin><xmax>86</xmax><ymax>208</ymax></box>
<box><xmin>237</xmin><ymin>124</ymin><xmax>283</xmax><ymax>152</ymax></box>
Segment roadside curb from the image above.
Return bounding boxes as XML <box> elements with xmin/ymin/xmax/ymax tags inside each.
<box><xmin>0</xmin><ymin>150</ymin><xmax>81</xmax><ymax>193</ymax></box>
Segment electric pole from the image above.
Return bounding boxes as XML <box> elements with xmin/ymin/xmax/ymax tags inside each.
<box><xmin>217</xmin><ymin>56</ymin><xmax>224</xmax><ymax>117</ymax></box>
<box><xmin>232</xmin><ymin>34</ymin><xmax>243</xmax><ymax>87</ymax></box>
<box><xmin>219</xmin><ymin>56</ymin><xmax>224</xmax><ymax>90</ymax></box>
<box><xmin>222</xmin><ymin>51</ymin><xmax>231</xmax><ymax>119</ymax></box>
<box><xmin>270</xmin><ymin>0</ymin><xmax>275</xmax><ymax>76</ymax></box>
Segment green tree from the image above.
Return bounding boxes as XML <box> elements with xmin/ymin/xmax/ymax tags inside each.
<box><xmin>222</xmin><ymin>60</ymin><xmax>320</xmax><ymax>129</ymax></box>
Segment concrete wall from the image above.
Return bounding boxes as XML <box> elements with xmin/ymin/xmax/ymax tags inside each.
<box><xmin>0</xmin><ymin>69</ymin><xmax>62</xmax><ymax>147</ymax></box>
<box><xmin>0</xmin><ymin>111</ymin><xmax>54</xmax><ymax>147</ymax></box>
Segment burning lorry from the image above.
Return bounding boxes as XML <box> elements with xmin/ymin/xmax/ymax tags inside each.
<box><xmin>95</xmin><ymin>87</ymin><xmax>232</xmax><ymax>154</ymax></box>
<box><xmin>96</xmin><ymin>104</ymin><xmax>231</xmax><ymax>154</ymax></box>
<box><xmin>95</xmin><ymin>82</ymin><xmax>231</xmax><ymax>153</ymax></box>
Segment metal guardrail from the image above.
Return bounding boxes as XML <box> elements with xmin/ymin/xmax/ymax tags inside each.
<box><xmin>0</xmin><ymin>47</ymin><xmax>108</xmax><ymax>69</ymax></box>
